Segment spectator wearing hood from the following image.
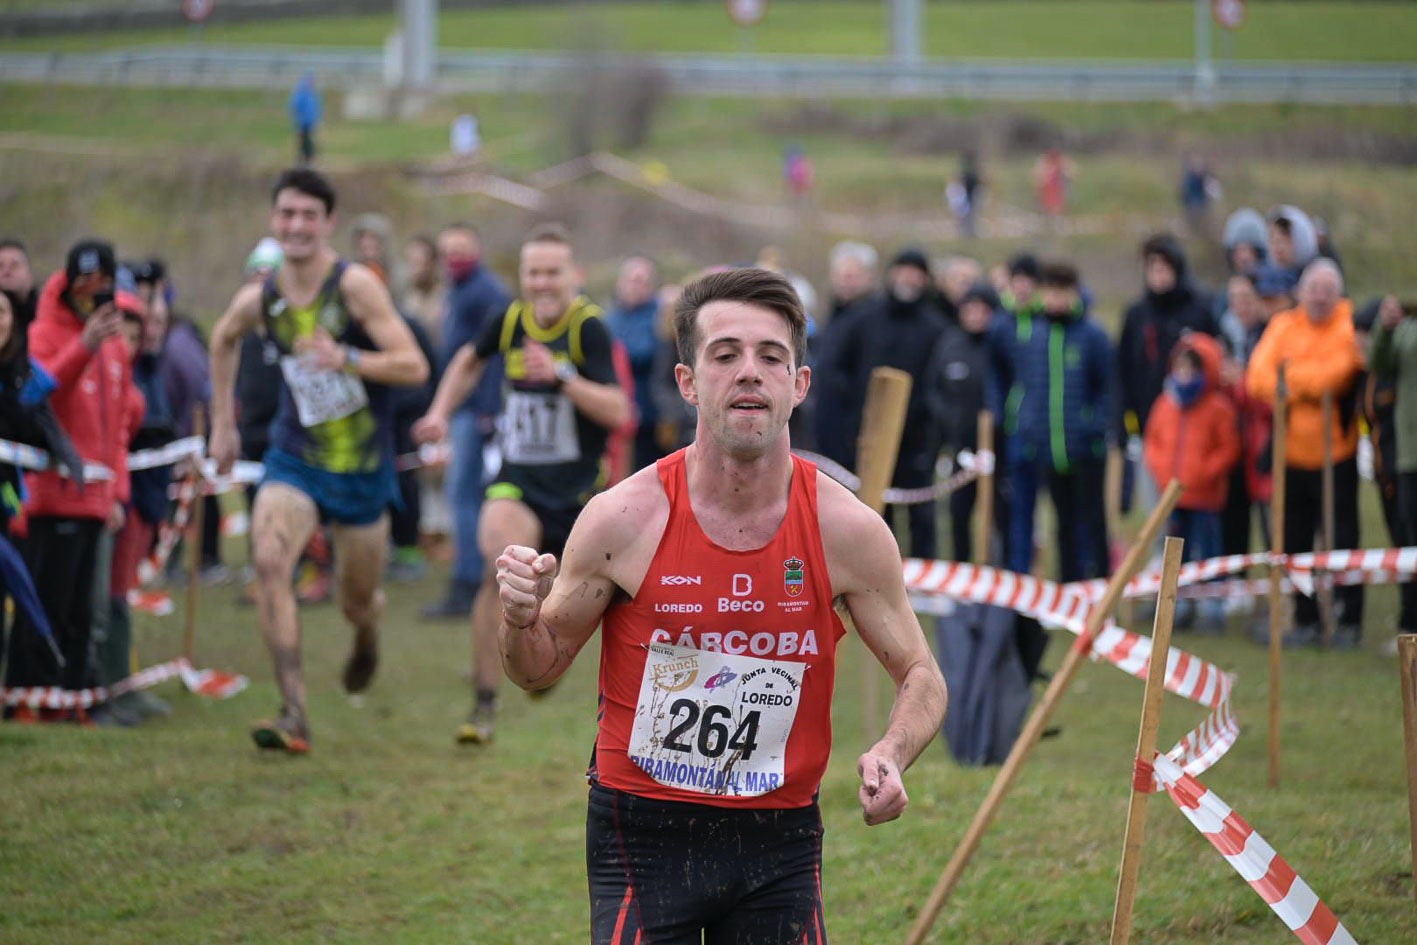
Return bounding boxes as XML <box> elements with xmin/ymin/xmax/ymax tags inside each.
<box><xmin>6</xmin><ymin>240</ymin><xmax>144</xmax><ymax>718</ymax></box>
<box><xmin>990</xmin><ymin>260</ymin><xmax>1113</xmax><ymax>583</ymax></box>
<box><xmin>1116</xmin><ymin>234</ymin><xmax>1218</xmax><ymax>517</ymax></box>
<box><xmin>1143</xmin><ymin>334</ymin><xmax>1241</xmax><ymax>631</ymax></box>
<box><xmin>822</xmin><ymin>246</ymin><xmax>950</xmax><ymax>558</ymax></box>
<box><xmin>1118</xmin><ymin>234</ymin><xmax>1218</xmax><ymax>440</ymax></box>
<box><xmin>1246</xmin><ymin>260</ymin><xmax>1365</xmax><ymax>648</ymax></box>
<box><xmin>1222</xmin><ymin>207</ymin><xmax>1269</xmax><ymax>278</ymax></box>
<box><xmin>1366</xmin><ymin>295</ymin><xmax>1417</xmax><ymax>651</ymax></box>
<box><xmin>925</xmin><ymin>281</ymin><xmax>1000</xmax><ymax>564</ymax></box>
<box><xmin>1260</xmin><ymin>205</ymin><xmax>1319</xmax><ymax>297</ymax></box>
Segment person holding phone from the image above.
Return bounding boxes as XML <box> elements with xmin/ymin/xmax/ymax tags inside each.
<box><xmin>5</xmin><ymin>239</ymin><xmax>145</xmax><ymax>722</ymax></box>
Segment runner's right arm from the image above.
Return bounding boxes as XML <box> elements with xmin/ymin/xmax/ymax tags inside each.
<box><xmin>208</xmin><ymin>283</ymin><xmax>263</xmax><ymax>474</ymax></box>
<box><xmin>411</xmin><ymin>343</ymin><xmax>484</xmax><ymax>444</ymax></box>
<box><xmin>499</xmin><ymin>473</ymin><xmax>663</xmax><ymax>690</ymax></box>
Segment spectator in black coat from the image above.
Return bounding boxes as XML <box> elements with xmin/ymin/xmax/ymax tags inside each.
<box><xmin>925</xmin><ymin>281</ymin><xmax>1000</xmax><ymax>563</ymax></box>
<box><xmin>820</xmin><ymin>247</ymin><xmax>950</xmax><ymax>558</ymax></box>
<box><xmin>1116</xmin><ymin>233</ymin><xmax>1218</xmax><ymax>513</ymax></box>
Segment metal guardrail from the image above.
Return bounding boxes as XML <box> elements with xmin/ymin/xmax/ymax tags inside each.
<box><xmin>2</xmin><ymin>46</ymin><xmax>1415</xmax><ymax>105</ymax></box>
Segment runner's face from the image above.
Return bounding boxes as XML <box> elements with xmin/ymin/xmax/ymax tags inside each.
<box><xmin>271</xmin><ymin>189</ymin><xmax>333</xmax><ymax>264</ymax></box>
<box><xmin>679</xmin><ymin>301</ymin><xmax>808</xmax><ymax>459</ymax></box>
<box><xmin>519</xmin><ymin>241</ymin><xmax>580</xmax><ymax>326</ymax></box>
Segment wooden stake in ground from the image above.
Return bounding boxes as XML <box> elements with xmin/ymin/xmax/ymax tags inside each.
<box><xmin>973</xmin><ymin>410</ymin><xmax>994</xmax><ymax>567</ymax></box>
<box><xmin>1319</xmin><ymin>388</ymin><xmax>1335</xmax><ymax>648</ymax></box>
<box><xmin>1268</xmin><ymin>366</ymin><xmax>1288</xmax><ymax>789</ymax></box>
<box><xmin>853</xmin><ymin>367</ymin><xmax>912</xmax><ymax>741</ymax></box>
<box><xmin>184</xmin><ymin>404</ymin><xmax>206</xmax><ymax>665</ymax></box>
<box><xmin>1399</xmin><ymin>634</ymin><xmax>1417</xmax><ymax>906</ymax></box>
<box><xmin>904</xmin><ymin>479</ymin><xmax>1184</xmax><ymax>945</ymax></box>
<box><xmin>1109</xmin><ymin>536</ymin><xmax>1186</xmax><ymax>945</ymax></box>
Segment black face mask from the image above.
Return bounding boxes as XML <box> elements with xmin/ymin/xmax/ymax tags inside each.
<box><xmin>1044</xmin><ymin>307</ymin><xmax>1073</xmax><ymax>321</ymax></box>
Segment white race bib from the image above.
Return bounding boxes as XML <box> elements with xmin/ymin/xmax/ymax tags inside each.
<box><xmin>279</xmin><ymin>355</ymin><xmax>369</xmax><ymax>427</ymax></box>
<box><xmin>501</xmin><ymin>389</ymin><xmax>580</xmax><ymax>465</ymax></box>
<box><xmin>627</xmin><ymin>643</ymin><xmax>805</xmax><ymax>798</ymax></box>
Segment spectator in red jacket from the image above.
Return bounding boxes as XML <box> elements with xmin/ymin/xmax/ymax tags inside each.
<box><xmin>1143</xmin><ymin>333</ymin><xmax>1241</xmax><ymax>631</ymax></box>
<box><xmin>4</xmin><ymin>240</ymin><xmax>144</xmax><ymax>721</ymax></box>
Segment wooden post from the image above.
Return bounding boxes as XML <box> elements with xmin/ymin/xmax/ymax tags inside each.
<box><xmin>854</xmin><ymin>367</ymin><xmax>913</xmax><ymax>741</ymax></box>
<box><xmin>1319</xmin><ymin>389</ymin><xmax>1336</xmax><ymax>648</ymax></box>
<box><xmin>904</xmin><ymin>479</ymin><xmax>1184</xmax><ymax>945</ymax></box>
<box><xmin>183</xmin><ymin>405</ymin><xmax>206</xmax><ymax>665</ymax></box>
<box><xmin>1268</xmin><ymin>366</ymin><xmax>1288</xmax><ymax>789</ymax></box>
<box><xmin>973</xmin><ymin>411</ymin><xmax>994</xmax><ymax>566</ymax></box>
<box><xmin>1108</xmin><ymin>536</ymin><xmax>1185</xmax><ymax>945</ymax></box>
<box><xmin>1399</xmin><ymin>634</ymin><xmax>1417</xmax><ymax>906</ymax></box>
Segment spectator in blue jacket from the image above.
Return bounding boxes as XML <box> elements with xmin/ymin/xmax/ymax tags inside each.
<box><xmin>991</xmin><ymin>260</ymin><xmax>1114</xmax><ymax>583</ymax></box>
<box><xmin>606</xmin><ymin>256</ymin><xmax>661</xmax><ymax>471</ymax></box>
<box><xmin>421</xmin><ymin>222</ymin><xmax>510</xmax><ymax>620</ymax></box>
<box><xmin>289</xmin><ymin>73</ymin><xmax>322</xmax><ymax>165</ymax></box>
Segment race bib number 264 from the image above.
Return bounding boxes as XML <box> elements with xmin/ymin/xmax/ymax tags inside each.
<box><xmin>627</xmin><ymin>643</ymin><xmax>805</xmax><ymax>798</ymax></box>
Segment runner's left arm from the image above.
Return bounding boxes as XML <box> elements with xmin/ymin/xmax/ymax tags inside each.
<box><xmin>341</xmin><ymin>264</ymin><xmax>430</xmax><ymax>387</ymax></box>
<box><xmin>822</xmin><ymin>476</ymin><xmax>948</xmax><ymax>825</ymax></box>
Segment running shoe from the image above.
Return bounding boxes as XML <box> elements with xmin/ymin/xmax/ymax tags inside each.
<box><xmin>341</xmin><ymin>641</ymin><xmax>379</xmax><ymax>694</ymax></box>
<box><xmin>251</xmin><ymin>711</ymin><xmax>311</xmax><ymax>754</ymax></box>
<box><xmin>456</xmin><ymin>702</ymin><xmax>496</xmax><ymax>745</ymax></box>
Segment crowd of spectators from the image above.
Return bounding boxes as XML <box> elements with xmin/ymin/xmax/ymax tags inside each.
<box><xmin>1</xmin><ymin>196</ymin><xmax>1409</xmax><ymax>728</ymax></box>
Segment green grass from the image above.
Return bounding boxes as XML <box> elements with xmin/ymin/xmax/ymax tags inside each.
<box><xmin>2</xmin><ymin>514</ymin><xmax>1413</xmax><ymax>943</ymax></box>
<box><xmin>3</xmin><ymin>1</ymin><xmax>1417</xmax><ymax>61</ymax></box>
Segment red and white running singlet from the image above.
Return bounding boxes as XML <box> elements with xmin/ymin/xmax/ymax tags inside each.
<box><xmin>592</xmin><ymin>448</ymin><xmax>846</xmax><ymax>809</ymax></box>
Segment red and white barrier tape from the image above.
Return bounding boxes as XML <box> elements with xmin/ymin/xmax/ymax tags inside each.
<box><xmin>1152</xmin><ymin>754</ymin><xmax>1359</xmax><ymax>945</ymax></box>
<box><xmin>903</xmin><ymin>558</ymin><xmax>1238</xmax><ymax>779</ymax></box>
<box><xmin>1070</xmin><ymin>546</ymin><xmax>1417</xmax><ymax>602</ymax></box>
<box><xmin>0</xmin><ymin>437</ymin><xmax>113</xmax><ymax>481</ymax></box>
<box><xmin>1</xmin><ymin>656</ymin><xmax>247</xmax><ymax>710</ymax></box>
<box><xmin>2</xmin><ymin>434</ymin><xmax>205</xmax><ymax>480</ymax></box>
<box><xmin>139</xmin><ymin>475</ymin><xmax>199</xmax><ymax>587</ymax></box>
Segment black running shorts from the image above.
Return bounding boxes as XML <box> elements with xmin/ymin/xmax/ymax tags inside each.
<box><xmin>586</xmin><ymin>782</ymin><xmax>827</xmax><ymax>945</ymax></box>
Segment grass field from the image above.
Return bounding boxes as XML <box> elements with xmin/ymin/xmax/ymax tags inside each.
<box><xmin>3</xmin><ymin>1</ymin><xmax>1417</xmax><ymax>62</ymax></box>
<box><xmin>2</xmin><ymin>520</ymin><xmax>1414</xmax><ymax>943</ymax></box>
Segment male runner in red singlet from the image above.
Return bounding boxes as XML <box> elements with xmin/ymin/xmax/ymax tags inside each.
<box><xmin>496</xmin><ymin>267</ymin><xmax>948</xmax><ymax>943</ymax></box>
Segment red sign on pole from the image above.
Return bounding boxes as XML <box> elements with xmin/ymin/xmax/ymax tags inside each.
<box><xmin>725</xmin><ymin>0</ymin><xmax>767</xmax><ymax>28</ymax></box>
<box><xmin>182</xmin><ymin>0</ymin><xmax>216</xmax><ymax>25</ymax></box>
<box><xmin>1212</xmin><ymin>0</ymin><xmax>1245</xmax><ymax>31</ymax></box>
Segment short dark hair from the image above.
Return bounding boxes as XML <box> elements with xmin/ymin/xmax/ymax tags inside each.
<box><xmin>440</xmin><ymin>221</ymin><xmax>481</xmax><ymax>241</ymax></box>
<box><xmin>675</xmin><ymin>267</ymin><xmax>808</xmax><ymax>368</ymax></box>
<box><xmin>1038</xmin><ymin>260</ymin><xmax>1080</xmax><ymax>290</ymax></box>
<box><xmin>271</xmin><ymin>167</ymin><xmax>336</xmax><ymax>215</ymax></box>
<box><xmin>524</xmin><ymin>222</ymin><xmax>573</xmax><ymax>250</ymax></box>
<box><xmin>0</xmin><ymin>238</ymin><xmax>28</xmax><ymax>258</ymax></box>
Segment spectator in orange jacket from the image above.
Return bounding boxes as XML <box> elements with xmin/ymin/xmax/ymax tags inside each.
<box><xmin>1144</xmin><ymin>333</ymin><xmax>1241</xmax><ymax>630</ymax></box>
<box><xmin>4</xmin><ymin>240</ymin><xmax>145</xmax><ymax>719</ymax></box>
<box><xmin>1245</xmin><ymin>259</ymin><xmax>1365</xmax><ymax>648</ymax></box>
